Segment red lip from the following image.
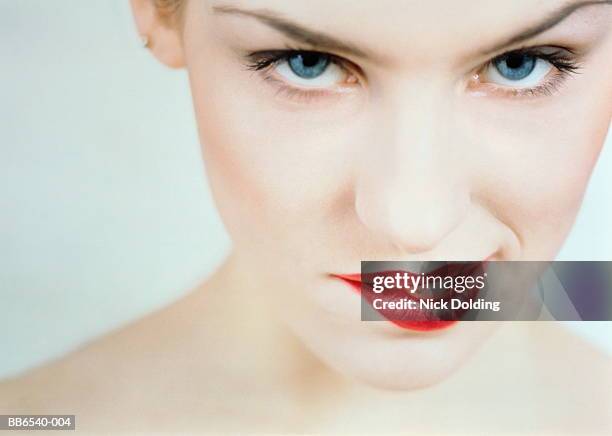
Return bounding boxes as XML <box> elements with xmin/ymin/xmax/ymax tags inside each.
<box><xmin>334</xmin><ymin>262</ymin><xmax>488</xmax><ymax>332</ymax></box>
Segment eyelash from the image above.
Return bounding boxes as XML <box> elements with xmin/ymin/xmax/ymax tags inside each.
<box><xmin>244</xmin><ymin>46</ymin><xmax>582</xmax><ymax>102</ymax></box>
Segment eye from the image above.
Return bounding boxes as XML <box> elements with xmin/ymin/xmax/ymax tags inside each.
<box><xmin>471</xmin><ymin>47</ymin><xmax>581</xmax><ymax>97</ymax></box>
<box><xmin>487</xmin><ymin>52</ymin><xmax>552</xmax><ymax>88</ymax></box>
<box><xmin>274</xmin><ymin>51</ymin><xmax>347</xmax><ymax>87</ymax></box>
<box><xmin>245</xmin><ymin>49</ymin><xmax>357</xmax><ymax>91</ymax></box>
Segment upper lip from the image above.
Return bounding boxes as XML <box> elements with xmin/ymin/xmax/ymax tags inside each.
<box><xmin>334</xmin><ymin>260</ymin><xmax>490</xmax><ymax>285</ymax></box>
<box><xmin>333</xmin><ymin>261</ymin><xmax>490</xmax><ymax>304</ymax></box>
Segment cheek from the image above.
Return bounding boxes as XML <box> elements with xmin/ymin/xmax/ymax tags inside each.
<box><xmin>464</xmin><ymin>91</ymin><xmax>609</xmax><ymax>258</ymax></box>
<box><xmin>186</xmin><ymin>51</ymin><xmax>357</xmax><ymax>248</ymax></box>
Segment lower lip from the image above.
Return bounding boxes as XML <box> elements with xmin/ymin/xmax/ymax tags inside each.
<box><xmin>336</xmin><ymin>278</ymin><xmax>458</xmax><ymax>331</ymax></box>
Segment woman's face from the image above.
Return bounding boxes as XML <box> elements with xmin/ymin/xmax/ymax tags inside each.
<box><xmin>135</xmin><ymin>0</ymin><xmax>612</xmax><ymax>389</ymax></box>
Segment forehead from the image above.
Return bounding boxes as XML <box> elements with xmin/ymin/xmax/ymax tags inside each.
<box><xmin>206</xmin><ymin>0</ymin><xmax>570</xmax><ymax>56</ymax></box>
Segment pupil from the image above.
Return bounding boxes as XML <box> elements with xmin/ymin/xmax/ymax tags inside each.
<box><xmin>301</xmin><ymin>53</ymin><xmax>320</xmax><ymax>67</ymax></box>
<box><xmin>506</xmin><ymin>54</ymin><xmax>525</xmax><ymax>69</ymax></box>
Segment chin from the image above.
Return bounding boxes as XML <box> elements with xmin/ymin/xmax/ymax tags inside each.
<box><xmin>294</xmin><ymin>320</ymin><xmax>496</xmax><ymax>391</ymax></box>
<box><xmin>336</xmin><ymin>347</ymin><xmax>472</xmax><ymax>391</ymax></box>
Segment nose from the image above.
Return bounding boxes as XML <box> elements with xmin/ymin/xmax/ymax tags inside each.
<box><xmin>354</xmin><ymin>83</ymin><xmax>470</xmax><ymax>253</ymax></box>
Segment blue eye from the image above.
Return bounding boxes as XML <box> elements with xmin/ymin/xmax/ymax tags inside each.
<box><xmin>493</xmin><ymin>53</ymin><xmax>537</xmax><ymax>81</ymax></box>
<box><xmin>287</xmin><ymin>52</ymin><xmax>330</xmax><ymax>79</ymax></box>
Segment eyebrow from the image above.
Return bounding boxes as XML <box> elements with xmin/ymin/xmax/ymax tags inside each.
<box><xmin>213</xmin><ymin>1</ymin><xmax>611</xmax><ymax>60</ymax></box>
<box><xmin>212</xmin><ymin>5</ymin><xmax>375</xmax><ymax>60</ymax></box>
<box><xmin>480</xmin><ymin>0</ymin><xmax>612</xmax><ymax>55</ymax></box>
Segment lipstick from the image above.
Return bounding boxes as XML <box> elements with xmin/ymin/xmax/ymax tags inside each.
<box><xmin>333</xmin><ymin>262</ymin><xmax>488</xmax><ymax>331</ymax></box>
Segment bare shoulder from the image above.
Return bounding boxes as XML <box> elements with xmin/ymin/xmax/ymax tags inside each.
<box><xmin>0</xmin><ymin>286</ymin><xmax>226</xmax><ymax>426</ymax></box>
<box><xmin>0</xmin><ymin>267</ymin><xmax>268</xmax><ymax>433</ymax></box>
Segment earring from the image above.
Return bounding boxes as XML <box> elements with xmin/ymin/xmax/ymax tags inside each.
<box><xmin>141</xmin><ymin>35</ymin><xmax>150</xmax><ymax>49</ymax></box>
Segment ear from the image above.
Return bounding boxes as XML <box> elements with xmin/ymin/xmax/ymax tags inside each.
<box><xmin>129</xmin><ymin>0</ymin><xmax>185</xmax><ymax>68</ymax></box>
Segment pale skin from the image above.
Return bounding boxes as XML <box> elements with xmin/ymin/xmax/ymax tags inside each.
<box><xmin>2</xmin><ymin>0</ymin><xmax>612</xmax><ymax>433</ymax></box>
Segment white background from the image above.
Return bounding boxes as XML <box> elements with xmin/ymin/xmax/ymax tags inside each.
<box><xmin>1</xmin><ymin>0</ymin><xmax>610</xmax><ymax>379</ymax></box>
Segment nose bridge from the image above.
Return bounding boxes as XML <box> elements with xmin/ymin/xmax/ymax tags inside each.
<box><xmin>392</xmin><ymin>80</ymin><xmax>439</xmax><ymax>164</ymax></box>
<box><xmin>355</xmin><ymin>79</ymin><xmax>469</xmax><ymax>253</ymax></box>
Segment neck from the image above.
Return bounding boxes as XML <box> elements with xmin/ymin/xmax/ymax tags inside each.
<box><xmin>194</xmin><ymin>252</ymin><xmax>351</xmax><ymax>403</ymax></box>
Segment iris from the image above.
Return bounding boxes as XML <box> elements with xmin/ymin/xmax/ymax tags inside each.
<box><xmin>288</xmin><ymin>52</ymin><xmax>330</xmax><ymax>79</ymax></box>
<box><xmin>494</xmin><ymin>53</ymin><xmax>537</xmax><ymax>81</ymax></box>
